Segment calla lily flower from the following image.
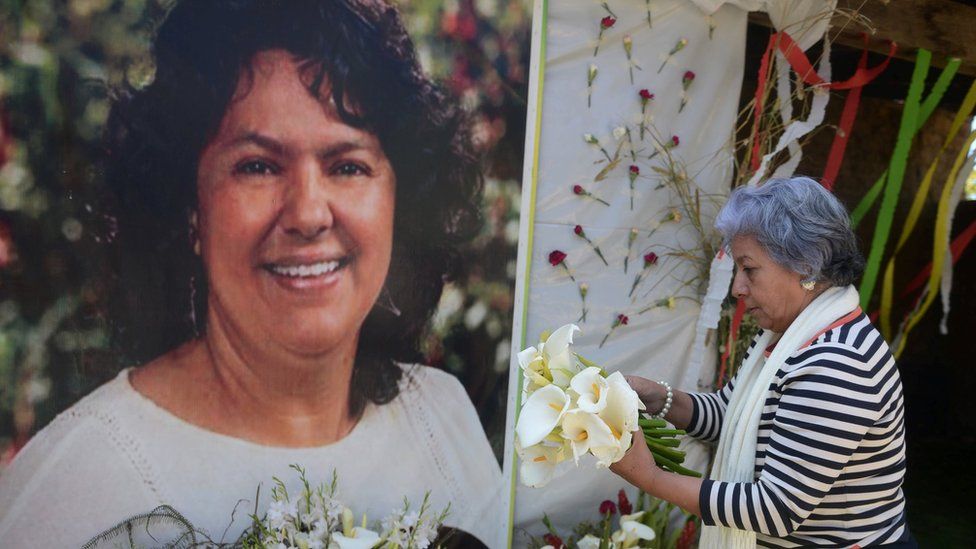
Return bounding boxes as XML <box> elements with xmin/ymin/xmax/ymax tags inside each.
<box><xmin>543</xmin><ymin>323</ymin><xmax>581</xmax><ymax>387</ymax></box>
<box><xmin>612</xmin><ymin>511</ymin><xmax>656</xmax><ymax>547</ymax></box>
<box><xmin>517</xmin><ymin>441</ymin><xmax>562</xmax><ymax>488</ymax></box>
<box><xmin>561</xmin><ymin>409</ymin><xmax>616</xmax><ymax>463</ymax></box>
<box><xmin>518</xmin><ymin>345</ymin><xmax>550</xmax><ymax>391</ymax></box>
<box><xmin>516</xmin><ymin>384</ymin><xmax>570</xmax><ymax>447</ymax></box>
<box><xmin>570</xmin><ymin>367</ymin><xmax>609</xmax><ymax>413</ymax></box>
<box><xmin>331</xmin><ymin>527</ymin><xmax>380</xmax><ymax>549</ymax></box>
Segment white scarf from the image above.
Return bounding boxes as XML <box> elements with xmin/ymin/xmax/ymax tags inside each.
<box><xmin>698</xmin><ymin>285</ymin><xmax>860</xmax><ymax>549</ymax></box>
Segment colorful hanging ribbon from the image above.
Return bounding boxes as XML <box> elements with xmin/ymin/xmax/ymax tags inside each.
<box><xmin>894</xmin><ymin>128</ymin><xmax>976</xmax><ymax>356</ymax></box>
<box><xmin>879</xmin><ymin>80</ymin><xmax>976</xmax><ymax>337</ymax></box>
<box><xmin>748</xmin><ymin>31</ymin><xmax>895</xmax><ymax>175</ymax></box>
<box><xmin>850</xmin><ymin>60</ymin><xmax>961</xmax><ymax>228</ymax></box>
<box><xmin>858</xmin><ymin>50</ymin><xmax>931</xmax><ymax>309</ymax></box>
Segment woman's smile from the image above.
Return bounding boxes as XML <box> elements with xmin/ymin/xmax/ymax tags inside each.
<box><xmin>261</xmin><ymin>253</ymin><xmax>352</xmax><ymax>292</ymax></box>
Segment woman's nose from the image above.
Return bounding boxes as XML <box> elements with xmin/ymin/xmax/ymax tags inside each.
<box><xmin>281</xmin><ymin>160</ymin><xmax>334</xmax><ymax>240</ymax></box>
<box><xmin>731</xmin><ymin>270</ymin><xmax>748</xmax><ymax>299</ymax></box>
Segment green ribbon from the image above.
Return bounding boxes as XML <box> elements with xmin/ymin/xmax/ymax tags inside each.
<box><xmin>850</xmin><ymin>56</ymin><xmax>961</xmax><ymax>228</ymax></box>
<box><xmin>858</xmin><ymin>50</ymin><xmax>932</xmax><ymax>308</ymax></box>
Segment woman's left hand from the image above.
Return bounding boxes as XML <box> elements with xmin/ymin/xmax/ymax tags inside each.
<box><xmin>610</xmin><ymin>430</ymin><xmax>660</xmax><ymax>490</ymax></box>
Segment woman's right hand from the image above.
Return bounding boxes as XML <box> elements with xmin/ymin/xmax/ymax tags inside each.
<box><xmin>625</xmin><ymin>375</ymin><xmax>667</xmax><ymax>415</ymax></box>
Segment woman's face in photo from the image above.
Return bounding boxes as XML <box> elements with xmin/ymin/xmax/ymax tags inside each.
<box><xmin>195</xmin><ymin>49</ymin><xmax>396</xmax><ymax>356</ymax></box>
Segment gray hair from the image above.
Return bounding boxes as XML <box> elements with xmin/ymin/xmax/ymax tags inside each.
<box><xmin>714</xmin><ymin>176</ymin><xmax>864</xmax><ymax>286</ymax></box>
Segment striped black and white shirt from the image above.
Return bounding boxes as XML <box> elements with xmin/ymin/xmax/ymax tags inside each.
<box><xmin>689</xmin><ymin>310</ymin><xmax>909</xmax><ymax>547</ymax></box>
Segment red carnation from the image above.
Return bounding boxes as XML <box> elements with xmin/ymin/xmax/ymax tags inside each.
<box><xmin>639</xmin><ymin>88</ymin><xmax>653</xmax><ymax>100</ymax></box>
<box><xmin>617</xmin><ymin>314</ymin><xmax>629</xmax><ymax>325</ymax></box>
<box><xmin>618</xmin><ymin>489</ymin><xmax>633</xmax><ymax>515</ymax></box>
<box><xmin>671</xmin><ymin>135</ymin><xmax>680</xmax><ymax>147</ymax></box>
<box><xmin>676</xmin><ymin>519</ymin><xmax>698</xmax><ymax>549</ymax></box>
<box><xmin>574</xmin><ymin>224</ymin><xmax>583</xmax><ymax>236</ymax></box>
<box><xmin>573</xmin><ymin>184</ymin><xmax>584</xmax><ymax>195</ymax></box>
<box><xmin>629</xmin><ymin>165</ymin><xmax>639</xmax><ymax>175</ymax></box>
<box><xmin>599</xmin><ymin>499</ymin><xmax>617</xmax><ymax>515</ymax></box>
<box><xmin>543</xmin><ymin>533</ymin><xmax>565</xmax><ymax>549</ymax></box>
<box><xmin>684</xmin><ymin>70</ymin><xmax>696</xmax><ymax>81</ymax></box>
<box><xmin>601</xmin><ymin>16</ymin><xmax>616</xmax><ymax>29</ymax></box>
<box><xmin>548</xmin><ymin>250</ymin><xmax>567</xmax><ymax>266</ymax></box>
<box><xmin>644</xmin><ymin>252</ymin><xmax>659</xmax><ymax>266</ymax></box>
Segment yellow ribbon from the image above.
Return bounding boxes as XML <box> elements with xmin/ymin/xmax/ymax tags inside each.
<box><xmin>879</xmin><ymin>80</ymin><xmax>976</xmax><ymax>338</ymax></box>
<box><xmin>893</xmin><ymin>127</ymin><xmax>976</xmax><ymax>357</ymax></box>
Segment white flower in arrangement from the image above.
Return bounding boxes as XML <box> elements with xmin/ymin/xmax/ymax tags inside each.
<box><xmin>570</xmin><ymin>366</ymin><xmax>609</xmax><ymax>413</ymax></box>
<box><xmin>515</xmin><ymin>324</ymin><xmax>646</xmax><ymax>487</ymax></box>
<box><xmin>611</xmin><ymin>511</ymin><xmax>657</xmax><ymax>548</ymax></box>
<box><xmin>561</xmin><ymin>409</ymin><xmax>617</xmax><ymax>464</ymax></box>
<box><xmin>517</xmin><ymin>323</ymin><xmax>581</xmax><ymax>393</ymax></box>
<box><xmin>266</xmin><ymin>498</ymin><xmax>299</xmax><ymax>531</ymax></box>
<box><xmin>516</xmin><ymin>384</ymin><xmax>570</xmax><ymax>447</ymax></box>
<box><xmin>516</xmin><ymin>438</ymin><xmax>565</xmax><ymax>488</ymax></box>
<box><xmin>612</xmin><ymin>126</ymin><xmax>627</xmax><ymax>140</ymax></box>
<box><xmin>331</xmin><ymin>526</ymin><xmax>381</xmax><ymax>549</ymax></box>
<box><xmin>577</xmin><ymin>534</ymin><xmax>608</xmax><ymax>549</ymax></box>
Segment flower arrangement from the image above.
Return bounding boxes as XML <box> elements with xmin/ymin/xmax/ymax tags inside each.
<box><xmin>82</xmin><ymin>466</ymin><xmax>450</xmax><ymax>549</ymax></box>
<box><xmin>515</xmin><ymin>325</ymin><xmax>700</xmax><ymax>487</ymax></box>
<box><xmin>515</xmin><ymin>325</ymin><xmax>643</xmax><ymax>487</ymax></box>
<box><xmin>528</xmin><ymin>490</ymin><xmax>699</xmax><ymax>549</ymax></box>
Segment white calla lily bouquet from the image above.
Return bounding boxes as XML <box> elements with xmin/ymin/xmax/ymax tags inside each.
<box><xmin>515</xmin><ymin>324</ymin><xmax>700</xmax><ymax>488</ymax></box>
<box><xmin>515</xmin><ymin>324</ymin><xmax>643</xmax><ymax>487</ymax></box>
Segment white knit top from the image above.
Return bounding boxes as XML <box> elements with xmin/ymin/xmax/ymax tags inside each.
<box><xmin>0</xmin><ymin>365</ymin><xmax>501</xmax><ymax>547</ymax></box>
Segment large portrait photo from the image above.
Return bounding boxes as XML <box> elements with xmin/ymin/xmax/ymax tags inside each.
<box><xmin>0</xmin><ymin>0</ymin><xmax>531</xmax><ymax>547</ymax></box>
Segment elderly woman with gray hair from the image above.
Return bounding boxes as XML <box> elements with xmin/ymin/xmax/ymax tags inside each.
<box><xmin>611</xmin><ymin>177</ymin><xmax>915</xmax><ymax>548</ymax></box>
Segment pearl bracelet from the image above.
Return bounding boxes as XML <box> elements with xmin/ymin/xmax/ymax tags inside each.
<box><xmin>654</xmin><ymin>380</ymin><xmax>673</xmax><ymax>419</ymax></box>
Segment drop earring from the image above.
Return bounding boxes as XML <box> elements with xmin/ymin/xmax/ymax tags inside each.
<box><xmin>189</xmin><ymin>211</ymin><xmax>201</xmax><ymax>256</ymax></box>
<box><xmin>376</xmin><ymin>286</ymin><xmax>402</xmax><ymax>317</ymax></box>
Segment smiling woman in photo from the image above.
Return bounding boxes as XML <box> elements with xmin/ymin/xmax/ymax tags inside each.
<box><xmin>0</xmin><ymin>0</ymin><xmax>499</xmax><ymax>545</ymax></box>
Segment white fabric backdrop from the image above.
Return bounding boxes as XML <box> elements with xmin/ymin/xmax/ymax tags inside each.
<box><xmin>510</xmin><ymin>0</ymin><xmax>834</xmax><ymax>541</ymax></box>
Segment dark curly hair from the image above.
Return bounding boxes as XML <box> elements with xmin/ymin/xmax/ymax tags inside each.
<box><xmin>103</xmin><ymin>0</ymin><xmax>482</xmax><ymax>416</ymax></box>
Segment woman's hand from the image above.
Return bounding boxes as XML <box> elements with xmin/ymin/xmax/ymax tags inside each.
<box><xmin>625</xmin><ymin>375</ymin><xmax>667</xmax><ymax>414</ymax></box>
<box><xmin>610</xmin><ymin>431</ymin><xmax>660</xmax><ymax>490</ymax></box>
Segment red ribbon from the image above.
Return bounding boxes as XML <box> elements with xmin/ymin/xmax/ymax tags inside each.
<box><xmin>868</xmin><ymin>218</ymin><xmax>976</xmax><ymax>323</ymax></box>
<box><xmin>748</xmin><ymin>31</ymin><xmax>896</xmax><ymax>179</ymax></box>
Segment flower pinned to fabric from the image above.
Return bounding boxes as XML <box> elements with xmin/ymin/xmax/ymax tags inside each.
<box><xmin>638</xmin><ymin>295</ymin><xmax>677</xmax><ymax>315</ymax></box>
<box><xmin>658</xmin><ymin>37</ymin><xmax>688</xmax><ymax>73</ymax></box>
<box><xmin>543</xmin><ymin>533</ymin><xmax>565</xmax><ymax>549</ymax></box>
<box><xmin>679</xmin><ymin>70</ymin><xmax>696</xmax><ymax>113</ymax></box>
<box><xmin>624</xmin><ymin>227</ymin><xmax>639</xmax><ymax>273</ymax></box>
<box><xmin>573</xmin><ymin>184</ymin><xmax>610</xmax><ymax>206</ymax></box>
<box><xmin>622</xmin><ymin>35</ymin><xmax>641</xmax><ymax>84</ymax></box>
<box><xmin>599</xmin><ymin>500</ymin><xmax>617</xmax><ymax>516</ymax></box>
<box><xmin>638</xmin><ymin>89</ymin><xmax>654</xmax><ymax>139</ymax></box>
<box><xmin>587</xmin><ymin>63</ymin><xmax>598</xmax><ymax>108</ymax></box>
<box><xmin>583</xmin><ymin>132</ymin><xmax>612</xmax><ymax>162</ymax></box>
<box><xmin>676</xmin><ymin>519</ymin><xmax>698</xmax><ymax>549</ymax></box>
<box><xmin>617</xmin><ymin>489</ymin><xmax>633</xmax><ymax>515</ymax></box>
<box><xmin>629</xmin><ymin>251</ymin><xmax>659</xmax><ymax>297</ymax></box>
<box><xmin>648</xmin><ymin>134</ymin><xmax>679</xmax><ymax>160</ymax></box>
<box><xmin>578</xmin><ymin>282</ymin><xmax>590</xmax><ymax>323</ymax></box>
<box><xmin>594</xmin><ymin>16</ymin><xmax>616</xmax><ymax>57</ymax></box>
<box><xmin>599</xmin><ymin>314</ymin><xmax>629</xmax><ymax>348</ymax></box>
<box><xmin>548</xmin><ymin>249</ymin><xmax>576</xmax><ymax>282</ymax></box>
<box><xmin>574</xmin><ymin>225</ymin><xmax>609</xmax><ymax>266</ymax></box>
<box><xmin>663</xmin><ymin>207</ymin><xmax>682</xmax><ymax>223</ymax></box>
<box><xmin>628</xmin><ymin>165</ymin><xmax>640</xmax><ymax>210</ymax></box>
